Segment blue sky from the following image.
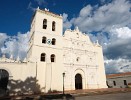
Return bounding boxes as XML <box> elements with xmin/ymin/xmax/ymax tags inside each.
<box><xmin>0</xmin><ymin>0</ymin><xmax>102</xmax><ymax>35</ymax></box>
<box><xmin>0</xmin><ymin>0</ymin><xmax>131</xmax><ymax>74</ymax></box>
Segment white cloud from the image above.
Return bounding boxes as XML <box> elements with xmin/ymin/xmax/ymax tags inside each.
<box><xmin>0</xmin><ymin>33</ymin><xmax>8</xmax><ymax>48</ymax></box>
<box><xmin>62</xmin><ymin>13</ymin><xmax>74</xmax><ymax>30</ymax></box>
<box><xmin>91</xmin><ymin>26</ymin><xmax>131</xmax><ymax>74</ymax></box>
<box><xmin>85</xmin><ymin>27</ymin><xmax>131</xmax><ymax>74</ymax></box>
<box><xmin>79</xmin><ymin>5</ymin><xmax>92</xmax><ymax>17</ymax></box>
<box><xmin>77</xmin><ymin>0</ymin><xmax>131</xmax><ymax>32</ymax></box>
<box><xmin>104</xmin><ymin>27</ymin><xmax>131</xmax><ymax>58</ymax></box>
<box><xmin>89</xmin><ymin>32</ymin><xmax>109</xmax><ymax>48</ymax></box>
<box><xmin>64</xmin><ymin>0</ymin><xmax>131</xmax><ymax>33</ymax></box>
<box><xmin>105</xmin><ymin>58</ymin><xmax>131</xmax><ymax>74</ymax></box>
<box><xmin>0</xmin><ymin>32</ymin><xmax>29</xmax><ymax>60</ymax></box>
<box><xmin>111</xmin><ymin>27</ymin><xmax>131</xmax><ymax>39</ymax></box>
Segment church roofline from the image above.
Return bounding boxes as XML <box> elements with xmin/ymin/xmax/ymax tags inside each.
<box><xmin>63</xmin><ymin>27</ymin><xmax>88</xmax><ymax>37</ymax></box>
<box><xmin>0</xmin><ymin>54</ymin><xmax>27</xmax><ymax>63</ymax></box>
<box><xmin>37</xmin><ymin>9</ymin><xmax>62</xmax><ymax>18</ymax></box>
<box><xmin>31</xmin><ymin>7</ymin><xmax>62</xmax><ymax>24</ymax></box>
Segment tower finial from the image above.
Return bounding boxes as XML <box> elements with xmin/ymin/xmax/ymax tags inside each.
<box><xmin>2</xmin><ymin>54</ymin><xmax>6</xmax><ymax>58</ymax></box>
<box><xmin>17</xmin><ymin>56</ymin><xmax>20</xmax><ymax>61</ymax></box>
<box><xmin>75</xmin><ymin>26</ymin><xmax>79</xmax><ymax>31</ymax></box>
<box><xmin>96</xmin><ymin>40</ymin><xmax>99</xmax><ymax>45</ymax></box>
<box><xmin>37</xmin><ymin>6</ymin><xmax>39</xmax><ymax>10</ymax></box>
<box><xmin>23</xmin><ymin>57</ymin><xmax>27</xmax><ymax>63</ymax></box>
<box><xmin>45</xmin><ymin>8</ymin><xmax>47</xmax><ymax>11</ymax></box>
<box><xmin>44</xmin><ymin>8</ymin><xmax>49</xmax><ymax>11</ymax></box>
<box><xmin>10</xmin><ymin>54</ymin><xmax>13</xmax><ymax>59</ymax></box>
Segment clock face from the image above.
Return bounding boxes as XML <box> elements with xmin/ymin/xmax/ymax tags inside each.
<box><xmin>47</xmin><ymin>39</ymin><xmax>52</xmax><ymax>44</ymax></box>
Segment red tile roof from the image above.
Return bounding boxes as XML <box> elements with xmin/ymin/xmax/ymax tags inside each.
<box><xmin>106</xmin><ymin>72</ymin><xmax>131</xmax><ymax>78</ymax></box>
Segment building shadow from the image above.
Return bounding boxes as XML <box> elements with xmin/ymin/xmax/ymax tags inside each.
<box><xmin>0</xmin><ymin>77</ymin><xmax>41</xmax><ymax>97</ymax></box>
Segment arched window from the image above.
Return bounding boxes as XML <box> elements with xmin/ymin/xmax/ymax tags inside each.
<box><xmin>41</xmin><ymin>53</ymin><xmax>46</xmax><ymax>62</ymax></box>
<box><xmin>43</xmin><ymin>19</ymin><xmax>47</xmax><ymax>29</ymax></box>
<box><xmin>51</xmin><ymin>54</ymin><xmax>55</xmax><ymax>62</ymax></box>
<box><xmin>42</xmin><ymin>36</ymin><xmax>46</xmax><ymax>43</ymax></box>
<box><xmin>52</xmin><ymin>38</ymin><xmax>56</xmax><ymax>45</ymax></box>
<box><xmin>52</xmin><ymin>21</ymin><xmax>56</xmax><ymax>31</ymax></box>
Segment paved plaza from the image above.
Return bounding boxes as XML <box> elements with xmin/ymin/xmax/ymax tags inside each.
<box><xmin>0</xmin><ymin>88</ymin><xmax>131</xmax><ymax>100</ymax></box>
<box><xmin>75</xmin><ymin>92</ymin><xmax>131</xmax><ymax>100</ymax></box>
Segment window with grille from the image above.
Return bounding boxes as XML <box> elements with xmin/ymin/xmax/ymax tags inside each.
<box><xmin>52</xmin><ymin>38</ymin><xmax>56</xmax><ymax>45</ymax></box>
<box><xmin>41</xmin><ymin>53</ymin><xmax>46</xmax><ymax>62</ymax></box>
<box><xmin>43</xmin><ymin>19</ymin><xmax>47</xmax><ymax>29</ymax></box>
<box><xmin>42</xmin><ymin>36</ymin><xmax>46</xmax><ymax>43</ymax></box>
<box><xmin>51</xmin><ymin>54</ymin><xmax>55</xmax><ymax>62</ymax></box>
<box><xmin>52</xmin><ymin>21</ymin><xmax>55</xmax><ymax>31</ymax></box>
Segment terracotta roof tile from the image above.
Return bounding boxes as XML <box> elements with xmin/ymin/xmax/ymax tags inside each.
<box><xmin>106</xmin><ymin>72</ymin><xmax>131</xmax><ymax>78</ymax></box>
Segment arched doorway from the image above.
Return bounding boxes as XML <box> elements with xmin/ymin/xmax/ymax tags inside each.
<box><xmin>0</xmin><ymin>69</ymin><xmax>9</xmax><ymax>91</ymax></box>
<box><xmin>75</xmin><ymin>73</ymin><xmax>82</xmax><ymax>89</ymax></box>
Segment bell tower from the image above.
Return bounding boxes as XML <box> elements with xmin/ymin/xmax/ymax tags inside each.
<box><xmin>28</xmin><ymin>7</ymin><xmax>63</xmax><ymax>59</ymax></box>
<box><xmin>27</xmin><ymin>7</ymin><xmax>64</xmax><ymax>92</ymax></box>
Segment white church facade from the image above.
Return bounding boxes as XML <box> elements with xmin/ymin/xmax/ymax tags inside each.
<box><xmin>0</xmin><ymin>8</ymin><xmax>107</xmax><ymax>95</ymax></box>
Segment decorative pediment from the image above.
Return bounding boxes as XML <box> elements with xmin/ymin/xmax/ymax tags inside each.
<box><xmin>63</xmin><ymin>27</ymin><xmax>91</xmax><ymax>43</ymax></box>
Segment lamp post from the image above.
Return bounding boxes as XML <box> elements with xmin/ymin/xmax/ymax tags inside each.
<box><xmin>62</xmin><ymin>72</ymin><xmax>65</xmax><ymax>95</ymax></box>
